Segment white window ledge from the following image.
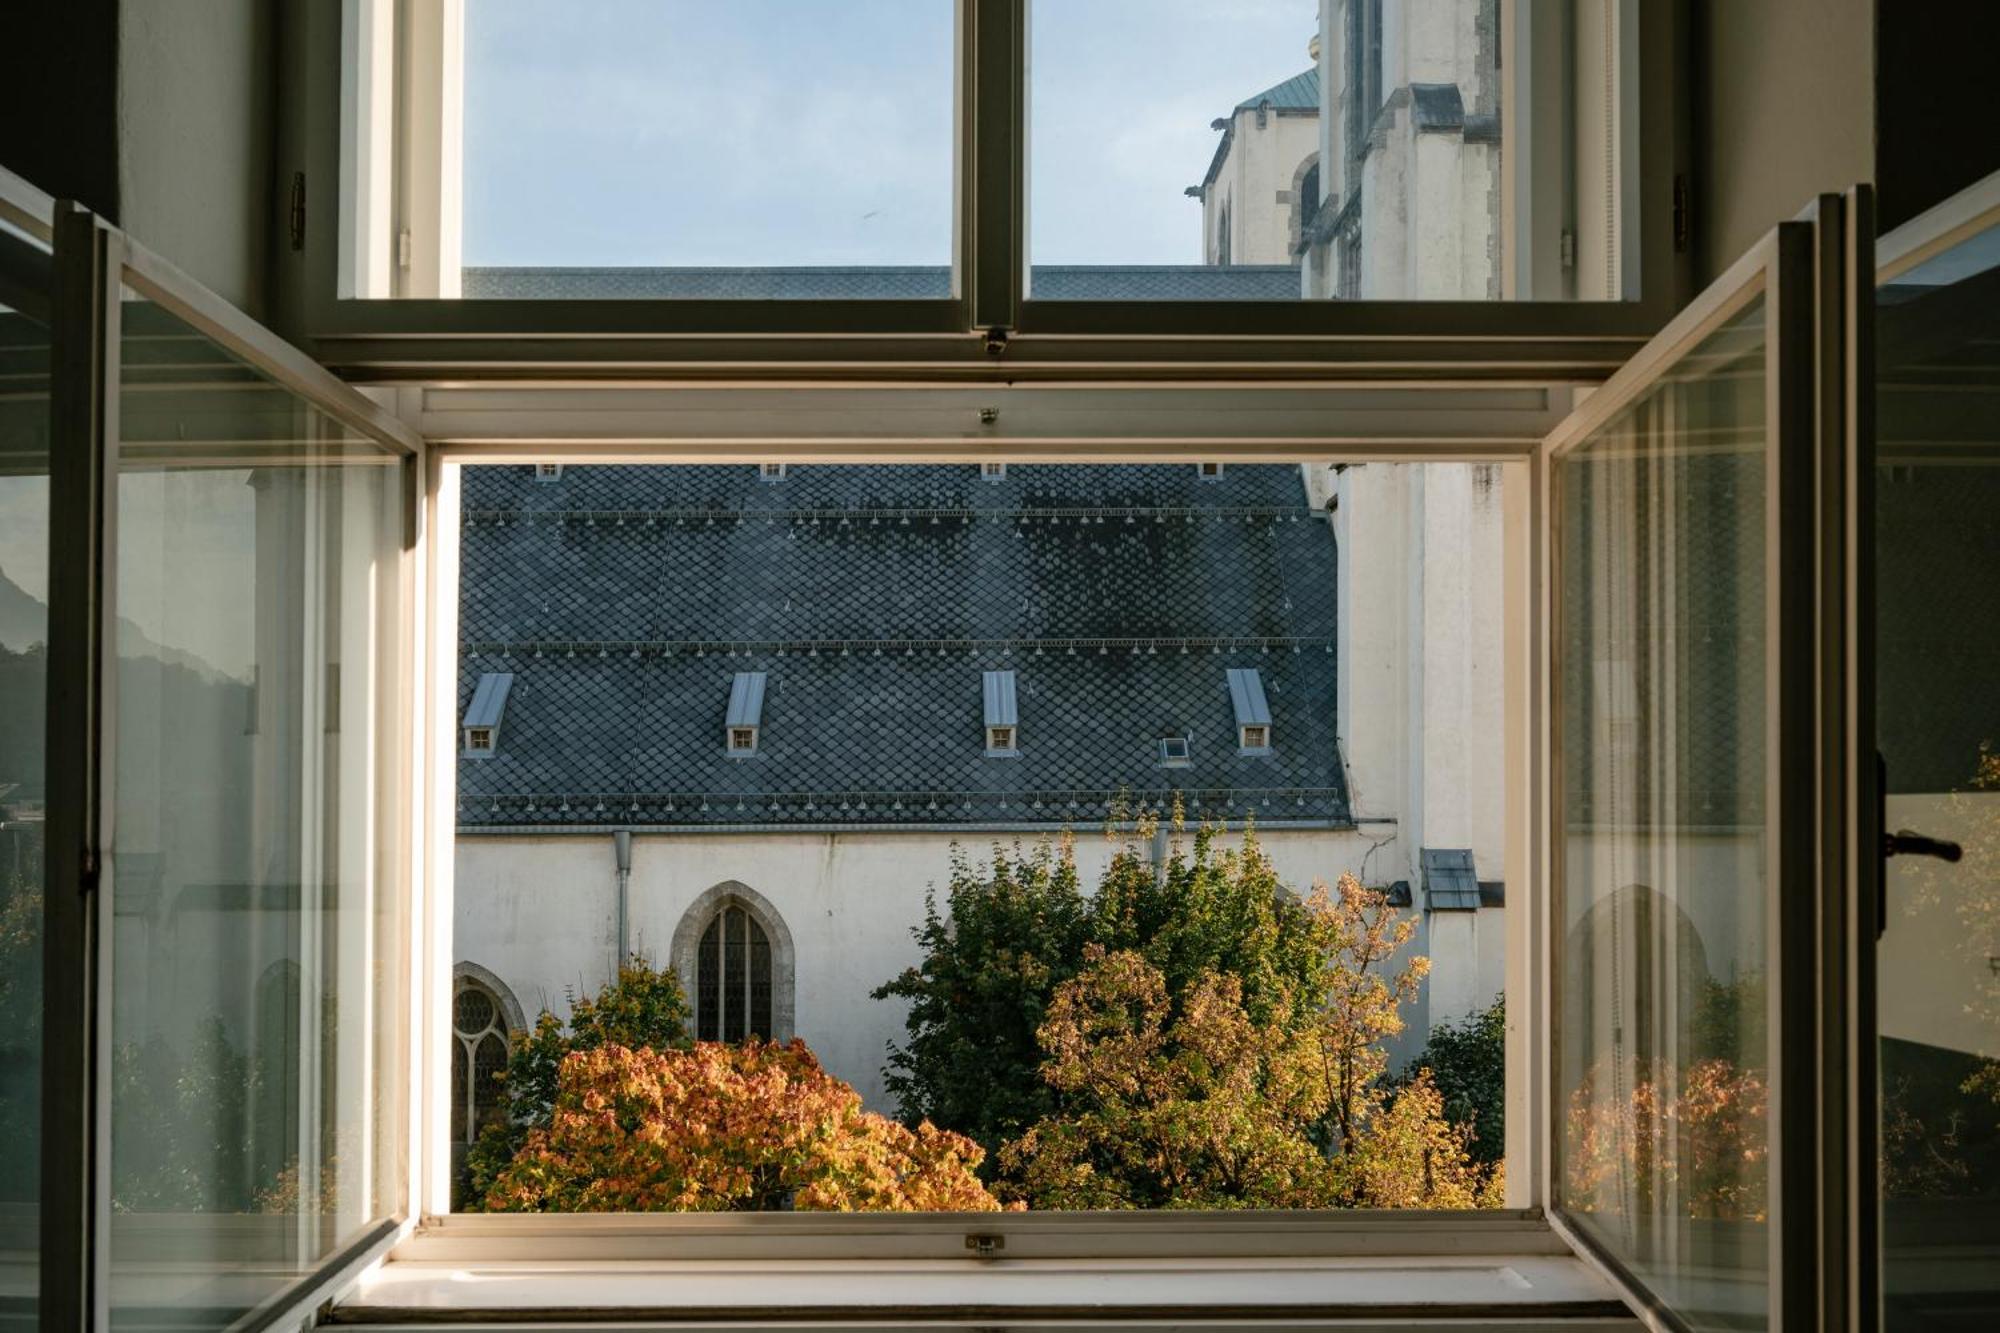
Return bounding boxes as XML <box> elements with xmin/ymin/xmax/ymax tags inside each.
<box><xmin>334</xmin><ymin>1245</ymin><xmax>1636</xmax><ymax>1327</ymax></box>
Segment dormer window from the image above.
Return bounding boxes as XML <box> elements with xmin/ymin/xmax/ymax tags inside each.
<box><xmin>460</xmin><ymin>672</ymin><xmax>513</xmax><ymax>758</ymax></box>
<box><xmin>1197</xmin><ymin>462</ymin><xmax>1224</xmax><ymax>480</ymax></box>
<box><xmin>726</xmin><ymin>671</ymin><xmax>767</xmax><ymax>756</ymax></box>
<box><xmin>981</xmin><ymin>461</ymin><xmax>1006</xmax><ymax>480</ymax></box>
<box><xmin>760</xmin><ymin>462</ymin><xmax>787</xmax><ymax>481</ymax></box>
<box><xmin>535</xmin><ymin>462</ymin><xmax>562</xmax><ymax>481</ymax></box>
<box><xmin>1226</xmin><ymin>668</ymin><xmax>1273</xmax><ymax>753</ymax></box>
<box><xmin>983</xmin><ymin>670</ymin><xmax>1019</xmax><ymax>757</ymax></box>
<box><xmin>1158</xmin><ymin>735</ymin><xmax>1191</xmax><ymax>766</ymax></box>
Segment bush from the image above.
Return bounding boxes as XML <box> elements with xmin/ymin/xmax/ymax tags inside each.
<box><xmin>480</xmin><ymin>1039</ymin><xmax>1005</xmax><ymax>1213</ymax></box>
<box><xmin>1400</xmin><ymin>994</ymin><xmax>1504</xmax><ymax>1168</ymax></box>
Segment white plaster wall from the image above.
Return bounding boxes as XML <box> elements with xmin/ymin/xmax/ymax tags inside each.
<box><xmin>457</xmin><ymin>825</ymin><xmax>1420</xmax><ymax>1113</ymax></box>
<box><xmin>1204</xmin><ymin>110</ymin><xmax>1318</xmax><ymax>266</ymax></box>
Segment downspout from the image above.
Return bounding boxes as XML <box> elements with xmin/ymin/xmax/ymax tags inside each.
<box><xmin>612</xmin><ymin>829</ymin><xmax>632</xmax><ymax>967</ymax></box>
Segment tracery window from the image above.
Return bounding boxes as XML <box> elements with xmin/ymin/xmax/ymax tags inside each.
<box><xmin>450</xmin><ymin>978</ymin><xmax>510</xmax><ymax>1144</ymax></box>
<box><xmin>697</xmin><ymin>902</ymin><xmax>774</xmax><ymax>1043</ymax></box>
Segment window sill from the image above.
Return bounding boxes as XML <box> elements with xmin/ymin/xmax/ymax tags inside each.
<box><xmin>327</xmin><ymin>1213</ymin><xmax>1637</xmax><ymax>1326</ymax></box>
<box><xmin>334</xmin><ymin>1253</ymin><xmax>1633</xmax><ymax>1327</ymax></box>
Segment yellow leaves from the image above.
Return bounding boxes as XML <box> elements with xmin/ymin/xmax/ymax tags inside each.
<box><xmin>482</xmin><ymin>1039</ymin><xmax>1004</xmax><ymax>1213</ymax></box>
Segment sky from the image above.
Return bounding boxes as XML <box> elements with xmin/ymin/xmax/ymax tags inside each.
<box><xmin>462</xmin><ymin>0</ymin><xmax>1319</xmax><ymax>269</ymax></box>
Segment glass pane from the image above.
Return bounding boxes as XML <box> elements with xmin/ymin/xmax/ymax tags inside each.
<box><xmin>1875</xmin><ymin>227</ymin><xmax>2000</xmax><ymax>1326</ymax></box>
<box><xmin>1556</xmin><ymin>298</ymin><xmax>1770</xmax><ymax>1327</ymax></box>
<box><xmin>108</xmin><ymin>300</ymin><xmax>407</xmax><ymax>1326</ymax></box>
<box><xmin>1029</xmin><ymin>0</ymin><xmax>1630</xmax><ymax>301</ymax></box>
<box><xmin>452</xmin><ymin>460</ymin><xmax>1512</xmax><ymax>1213</ymax></box>
<box><xmin>366</xmin><ymin>0</ymin><xmax>956</xmax><ymax>300</ymax></box>
<box><xmin>0</xmin><ymin>222</ymin><xmax>51</xmax><ymax>1326</ymax></box>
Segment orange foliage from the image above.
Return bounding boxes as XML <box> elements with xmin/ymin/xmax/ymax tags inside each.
<box><xmin>481</xmin><ymin>1039</ymin><xmax>1007</xmax><ymax>1213</ymax></box>
<box><xmin>1565</xmin><ymin>1058</ymin><xmax>1768</xmax><ymax>1222</ymax></box>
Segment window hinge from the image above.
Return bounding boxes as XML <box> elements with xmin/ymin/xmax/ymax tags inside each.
<box><xmin>1559</xmin><ymin>228</ymin><xmax>1576</xmax><ymax>270</ymax></box>
<box><xmin>1673</xmin><ymin>173</ymin><xmax>1691</xmax><ymax>254</ymax></box>
<box><xmin>398</xmin><ymin>228</ymin><xmax>413</xmax><ymax>270</ymax></box>
<box><xmin>288</xmin><ymin>172</ymin><xmax>306</xmax><ymax>252</ymax></box>
<box><xmin>982</xmin><ymin>326</ymin><xmax>1010</xmax><ymax>357</ymax></box>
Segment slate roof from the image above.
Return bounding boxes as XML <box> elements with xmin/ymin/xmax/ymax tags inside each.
<box><xmin>462</xmin><ymin>265</ymin><xmax>1304</xmax><ymax>302</ymax></box>
<box><xmin>1202</xmin><ymin>69</ymin><xmax>1321</xmax><ymax>191</ymax></box>
<box><xmin>458</xmin><ymin>464</ymin><xmax>1349</xmax><ymax>830</ymax></box>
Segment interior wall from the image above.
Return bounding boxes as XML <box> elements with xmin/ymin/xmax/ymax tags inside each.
<box><xmin>118</xmin><ymin>0</ymin><xmax>276</xmax><ymax>318</ymax></box>
<box><xmin>1692</xmin><ymin>0</ymin><xmax>1873</xmax><ymax>282</ymax></box>
<box><xmin>1875</xmin><ymin>0</ymin><xmax>2000</xmax><ymax>233</ymax></box>
<box><xmin>0</xmin><ymin>0</ymin><xmax>120</xmax><ymax>218</ymax></box>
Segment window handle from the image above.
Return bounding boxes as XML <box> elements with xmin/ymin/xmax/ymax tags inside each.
<box><xmin>1883</xmin><ymin>829</ymin><xmax>1963</xmax><ymax>864</ymax></box>
<box><xmin>1876</xmin><ymin>753</ymin><xmax>1965</xmax><ymax>940</ymax></box>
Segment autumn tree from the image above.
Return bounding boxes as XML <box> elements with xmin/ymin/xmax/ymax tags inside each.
<box><xmin>998</xmin><ymin>946</ymin><xmax>1340</xmax><ymax>1208</ymax></box>
<box><xmin>461</xmin><ymin>955</ymin><xmax>692</xmax><ymax>1206</ymax></box>
<box><xmin>874</xmin><ymin>837</ymin><xmax>1093</xmax><ymax>1164</ymax></box>
<box><xmin>481</xmin><ymin>1039</ymin><xmax>1004</xmax><ymax>1213</ymax></box>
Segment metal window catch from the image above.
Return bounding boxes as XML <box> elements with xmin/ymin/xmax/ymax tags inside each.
<box><xmin>982</xmin><ymin>326</ymin><xmax>1010</xmax><ymax>357</ymax></box>
<box><xmin>965</xmin><ymin>1233</ymin><xmax>1005</xmax><ymax>1259</ymax></box>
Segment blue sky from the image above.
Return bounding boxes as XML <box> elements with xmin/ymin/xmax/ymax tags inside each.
<box><xmin>463</xmin><ymin>0</ymin><xmax>1318</xmax><ymax>268</ymax></box>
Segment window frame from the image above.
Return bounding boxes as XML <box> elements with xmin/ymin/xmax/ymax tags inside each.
<box><xmin>416</xmin><ymin>441</ymin><xmax>1549</xmax><ymax>1258</ymax></box>
<box><xmin>284</xmin><ymin>0</ymin><xmax>1689</xmax><ymax>380</ymax></box>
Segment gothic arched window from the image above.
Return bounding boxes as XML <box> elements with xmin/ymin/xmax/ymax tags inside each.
<box><xmin>696</xmin><ymin>902</ymin><xmax>773</xmax><ymax>1042</ymax></box>
<box><xmin>451</xmin><ymin>977</ymin><xmax>510</xmax><ymax>1144</ymax></box>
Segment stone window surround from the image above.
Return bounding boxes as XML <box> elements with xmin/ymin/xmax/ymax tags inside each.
<box><xmin>670</xmin><ymin>880</ymin><xmax>797</xmax><ymax>1043</ymax></box>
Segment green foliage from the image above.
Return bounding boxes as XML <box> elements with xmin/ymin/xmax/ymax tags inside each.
<box><xmin>1400</xmin><ymin>994</ymin><xmax>1505</xmax><ymax>1168</ymax></box>
<box><xmin>0</xmin><ymin>871</ymin><xmax>41</xmax><ymax>1204</ymax></box>
<box><xmin>878</xmin><ymin>814</ymin><xmax>1495</xmax><ymax>1209</ymax></box>
<box><xmin>110</xmin><ymin>1019</ymin><xmax>260</xmax><ymax>1212</ymax></box>
<box><xmin>872</xmin><ymin>838</ymin><xmax>1092</xmax><ymax>1166</ymax></box>
<box><xmin>461</xmin><ymin>955</ymin><xmax>692</xmax><ymax>1208</ymax></box>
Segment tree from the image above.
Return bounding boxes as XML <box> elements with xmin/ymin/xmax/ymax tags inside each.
<box><xmin>873</xmin><ymin>838</ymin><xmax>1093</xmax><ymax>1166</ymax></box>
<box><xmin>1347</xmin><ymin>1071</ymin><xmax>1505</xmax><ymax>1210</ymax></box>
<box><xmin>1400</xmin><ymin>994</ymin><xmax>1505</xmax><ymax>1168</ymax></box>
<box><xmin>998</xmin><ymin>946</ymin><xmax>1340</xmax><ymax>1209</ymax></box>
<box><xmin>461</xmin><ymin>955</ymin><xmax>692</xmax><ymax>1207</ymax></box>
<box><xmin>480</xmin><ymin>1039</ymin><xmax>1005</xmax><ymax>1213</ymax></box>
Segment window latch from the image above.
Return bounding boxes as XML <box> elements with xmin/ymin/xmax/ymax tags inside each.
<box><xmin>964</xmin><ymin>1233</ymin><xmax>1005</xmax><ymax>1259</ymax></box>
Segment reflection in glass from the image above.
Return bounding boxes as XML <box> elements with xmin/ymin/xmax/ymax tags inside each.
<box><xmin>1875</xmin><ymin>232</ymin><xmax>2000</xmax><ymax>1327</ymax></box>
<box><xmin>0</xmin><ymin>225</ymin><xmax>51</xmax><ymax>1327</ymax></box>
<box><xmin>1029</xmin><ymin>0</ymin><xmax>1625</xmax><ymax>301</ymax></box>
<box><xmin>1556</xmin><ymin>299</ymin><xmax>1770</xmax><ymax>1328</ymax></box>
<box><xmin>108</xmin><ymin>301</ymin><xmax>406</xmax><ymax>1326</ymax></box>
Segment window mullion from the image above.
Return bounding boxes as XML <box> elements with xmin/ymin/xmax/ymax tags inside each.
<box><xmin>965</xmin><ymin>0</ymin><xmax>1023</xmax><ymax>334</ymax></box>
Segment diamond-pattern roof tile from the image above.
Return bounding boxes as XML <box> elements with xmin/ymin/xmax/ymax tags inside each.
<box><xmin>459</xmin><ymin>464</ymin><xmax>1348</xmax><ymax>829</ymax></box>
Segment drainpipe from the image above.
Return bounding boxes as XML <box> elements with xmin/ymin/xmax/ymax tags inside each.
<box><xmin>612</xmin><ymin>829</ymin><xmax>632</xmax><ymax>968</ymax></box>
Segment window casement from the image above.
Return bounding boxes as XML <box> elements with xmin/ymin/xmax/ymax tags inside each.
<box><xmin>1198</xmin><ymin>461</ymin><xmax>1225</xmax><ymax>480</ymax></box>
<box><xmin>1159</xmin><ymin>734</ymin><xmax>1192</xmax><ymax>765</ymax></box>
<box><xmin>760</xmin><ymin>462</ymin><xmax>787</xmax><ymax>481</ymax></box>
<box><xmin>728</xmin><ymin>726</ymin><xmax>757</xmax><ymax>753</ymax></box>
<box><xmin>981</xmin><ymin>460</ymin><xmax>1006</xmax><ymax>480</ymax></box>
<box><xmin>535</xmin><ymin>461</ymin><xmax>562</xmax><ymax>480</ymax></box>
<box><xmin>302</xmin><ymin>0</ymin><xmax>1682</xmax><ymax>368</ymax></box>
<box><xmin>464</xmin><ymin>725</ymin><xmax>494</xmax><ymax>754</ymax></box>
<box><xmin>986</xmin><ymin>723</ymin><xmax>1016</xmax><ymax>753</ymax></box>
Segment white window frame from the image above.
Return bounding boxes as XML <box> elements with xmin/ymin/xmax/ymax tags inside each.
<box><xmin>289</xmin><ymin>0</ymin><xmax>1688</xmax><ymax>379</ymax></box>
<box><xmin>727</xmin><ymin>724</ymin><xmax>759</xmax><ymax>754</ymax></box>
<box><xmin>981</xmin><ymin>459</ymin><xmax>1006</xmax><ymax>480</ymax></box>
<box><xmin>984</xmin><ymin>723</ymin><xmax>1017</xmax><ymax>755</ymax></box>
<box><xmin>414</xmin><ymin>432</ymin><xmax>1550</xmax><ymax>1264</ymax></box>
<box><xmin>759</xmin><ymin>462</ymin><xmax>787</xmax><ymax>481</ymax></box>
<box><xmin>534</xmin><ymin>461</ymin><xmax>560</xmax><ymax>480</ymax></box>
<box><xmin>462</xmin><ymin>724</ymin><xmax>493</xmax><ymax>753</ymax></box>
